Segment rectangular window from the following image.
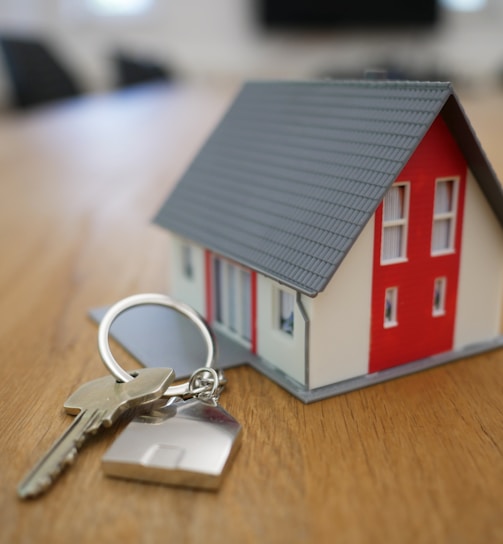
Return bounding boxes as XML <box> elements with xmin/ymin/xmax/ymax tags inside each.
<box><xmin>181</xmin><ymin>244</ymin><xmax>193</xmax><ymax>280</ymax></box>
<box><xmin>241</xmin><ymin>270</ymin><xmax>251</xmax><ymax>341</ymax></box>
<box><xmin>227</xmin><ymin>263</ymin><xmax>237</xmax><ymax>332</ymax></box>
<box><xmin>278</xmin><ymin>289</ymin><xmax>294</xmax><ymax>335</ymax></box>
<box><xmin>213</xmin><ymin>256</ymin><xmax>251</xmax><ymax>344</ymax></box>
<box><xmin>384</xmin><ymin>287</ymin><xmax>398</xmax><ymax>327</ymax></box>
<box><xmin>433</xmin><ymin>277</ymin><xmax>447</xmax><ymax>316</ymax></box>
<box><xmin>432</xmin><ymin>178</ymin><xmax>458</xmax><ymax>254</ymax></box>
<box><xmin>213</xmin><ymin>258</ymin><xmax>223</xmax><ymax>323</ymax></box>
<box><xmin>382</xmin><ymin>183</ymin><xmax>409</xmax><ymax>263</ymax></box>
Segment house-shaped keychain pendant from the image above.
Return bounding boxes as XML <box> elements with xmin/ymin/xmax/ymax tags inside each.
<box><xmin>154</xmin><ymin>80</ymin><xmax>503</xmax><ymax>402</ymax></box>
<box><xmin>103</xmin><ymin>398</ymin><xmax>242</xmax><ymax>490</ymax></box>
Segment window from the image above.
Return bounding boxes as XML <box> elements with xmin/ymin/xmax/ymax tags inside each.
<box><xmin>382</xmin><ymin>183</ymin><xmax>409</xmax><ymax>263</ymax></box>
<box><xmin>227</xmin><ymin>264</ymin><xmax>237</xmax><ymax>331</ymax></box>
<box><xmin>432</xmin><ymin>179</ymin><xmax>458</xmax><ymax>254</ymax></box>
<box><xmin>181</xmin><ymin>244</ymin><xmax>193</xmax><ymax>280</ymax></box>
<box><xmin>384</xmin><ymin>287</ymin><xmax>398</xmax><ymax>327</ymax></box>
<box><xmin>241</xmin><ymin>270</ymin><xmax>251</xmax><ymax>341</ymax></box>
<box><xmin>278</xmin><ymin>289</ymin><xmax>294</xmax><ymax>335</ymax></box>
<box><xmin>213</xmin><ymin>257</ymin><xmax>251</xmax><ymax>342</ymax></box>
<box><xmin>433</xmin><ymin>277</ymin><xmax>447</xmax><ymax>316</ymax></box>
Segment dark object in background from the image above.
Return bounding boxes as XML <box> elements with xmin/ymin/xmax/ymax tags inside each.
<box><xmin>0</xmin><ymin>36</ymin><xmax>81</xmax><ymax>109</ymax></box>
<box><xmin>257</xmin><ymin>0</ymin><xmax>438</xmax><ymax>28</ymax></box>
<box><xmin>113</xmin><ymin>52</ymin><xmax>172</xmax><ymax>88</ymax></box>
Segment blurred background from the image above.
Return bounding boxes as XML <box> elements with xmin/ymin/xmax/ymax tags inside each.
<box><xmin>0</xmin><ymin>0</ymin><xmax>502</xmax><ymax>110</ymax></box>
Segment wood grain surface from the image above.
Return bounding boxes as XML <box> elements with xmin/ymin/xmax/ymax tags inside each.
<box><xmin>0</xmin><ymin>82</ymin><xmax>502</xmax><ymax>544</ymax></box>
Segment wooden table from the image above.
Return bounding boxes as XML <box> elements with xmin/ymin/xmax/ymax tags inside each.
<box><xmin>1</xmin><ymin>83</ymin><xmax>502</xmax><ymax>544</ymax></box>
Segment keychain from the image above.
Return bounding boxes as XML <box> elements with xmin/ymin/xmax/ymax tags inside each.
<box><xmin>97</xmin><ymin>293</ymin><xmax>242</xmax><ymax>490</ymax></box>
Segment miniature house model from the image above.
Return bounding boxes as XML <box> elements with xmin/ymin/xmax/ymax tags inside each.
<box><xmin>154</xmin><ymin>80</ymin><xmax>503</xmax><ymax>402</ymax></box>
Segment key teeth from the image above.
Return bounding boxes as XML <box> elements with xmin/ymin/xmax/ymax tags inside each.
<box><xmin>64</xmin><ymin>446</ymin><xmax>78</xmax><ymax>465</ymax></box>
<box><xmin>19</xmin><ymin>471</ymin><xmax>55</xmax><ymax>499</ymax></box>
<box><xmin>20</xmin><ymin>446</ymin><xmax>79</xmax><ymax>499</ymax></box>
<box><xmin>33</xmin><ymin>475</ymin><xmax>53</xmax><ymax>496</ymax></box>
<box><xmin>44</xmin><ymin>445</ymin><xmax>78</xmax><ymax>484</ymax></box>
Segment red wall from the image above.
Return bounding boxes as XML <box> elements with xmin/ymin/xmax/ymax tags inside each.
<box><xmin>369</xmin><ymin>115</ymin><xmax>467</xmax><ymax>372</ymax></box>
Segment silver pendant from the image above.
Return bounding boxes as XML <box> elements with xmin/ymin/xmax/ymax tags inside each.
<box><xmin>102</xmin><ymin>397</ymin><xmax>242</xmax><ymax>490</ymax></box>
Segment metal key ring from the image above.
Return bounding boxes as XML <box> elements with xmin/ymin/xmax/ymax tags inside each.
<box><xmin>97</xmin><ymin>293</ymin><xmax>216</xmax><ymax>398</ymax></box>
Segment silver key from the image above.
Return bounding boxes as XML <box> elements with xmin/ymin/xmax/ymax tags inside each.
<box><xmin>17</xmin><ymin>367</ymin><xmax>175</xmax><ymax>499</ymax></box>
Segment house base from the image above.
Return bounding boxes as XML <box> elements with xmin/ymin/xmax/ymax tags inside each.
<box><xmin>90</xmin><ymin>305</ymin><xmax>503</xmax><ymax>404</ymax></box>
<box><xmin>241</xmin><ymin>336</ymin><xmax>503</xmax><ymax>403</ymax></box>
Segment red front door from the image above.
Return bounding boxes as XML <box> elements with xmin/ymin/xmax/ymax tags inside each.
<box><xmin>369</xmin><ymin>115</ymin><xmax>467</xmax><ymax>372</ymax></box>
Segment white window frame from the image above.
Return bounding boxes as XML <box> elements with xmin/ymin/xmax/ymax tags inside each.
<box><xmin>381</xmin><ymin>182</ymin><xmax>410</xmax><ymax>264</ymax></box>
<box><xmin>433</xmin><ymin>277</ymin><xmax>447</xmax><ymax>316</ymax></box>
<box><xmin>277</xmin><ymin>288</ymin><xmax>295</xmax><ymax>336</ymax></box>
<box><xmin>384</xmin><ymin>287</ymin><xmax>398</xmax><ymax>328</ymax></box>
<box><xmin>213</xmin><ymin>256</ymin><xmax>251</xmax><ymax>345</ymax></box>
<box><xmin>431</xmin><ymin>177</ymin><xmax>459</xmax><ymax>255</ymax></box>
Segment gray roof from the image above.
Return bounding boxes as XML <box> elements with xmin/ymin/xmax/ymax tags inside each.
<box><xmin>154</xmin><ymin>80</ymin><xmax>503</xmax><ymax>296</ymax></box>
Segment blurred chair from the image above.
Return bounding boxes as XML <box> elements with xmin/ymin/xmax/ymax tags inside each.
<box><xmin>0</xmin><ymin>36</ymin><xmax>82</xmax><ymax>109</ymax></box>
<box><xmin>112</xmin><ymin>51</ymin><xmax>172</xmax><ymax>88</ymax></box>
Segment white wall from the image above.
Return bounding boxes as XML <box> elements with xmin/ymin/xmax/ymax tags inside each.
<box><xmin>454</xmin><ymin>170</ymin><xmax>503</xmax><ymax>347</ymax></box>
<box><xmin>1</xmin><ymin>0</ymin><xmax>503</xmax><ymax>107</ymax></box>
<box><xmin>309</xmin><ymin>219</ymin><xmax>374</xmax><ymax>389</ymax></box>
<box><xmin>256</xmin><ymin>277</ymin><xmax>308</xmax><ymax>385</ymax></box>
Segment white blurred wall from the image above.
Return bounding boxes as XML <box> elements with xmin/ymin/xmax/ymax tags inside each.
<box><xmin>0</xmin><ymin>0</ymin><xmax>502</xmax><ymax>105</ymax></box>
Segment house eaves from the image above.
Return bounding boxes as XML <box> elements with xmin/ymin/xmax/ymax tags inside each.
<box><xmin>440</xmin><ymin>93</ymin><xmax>503</xmax><ymax>228</ymax></box>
